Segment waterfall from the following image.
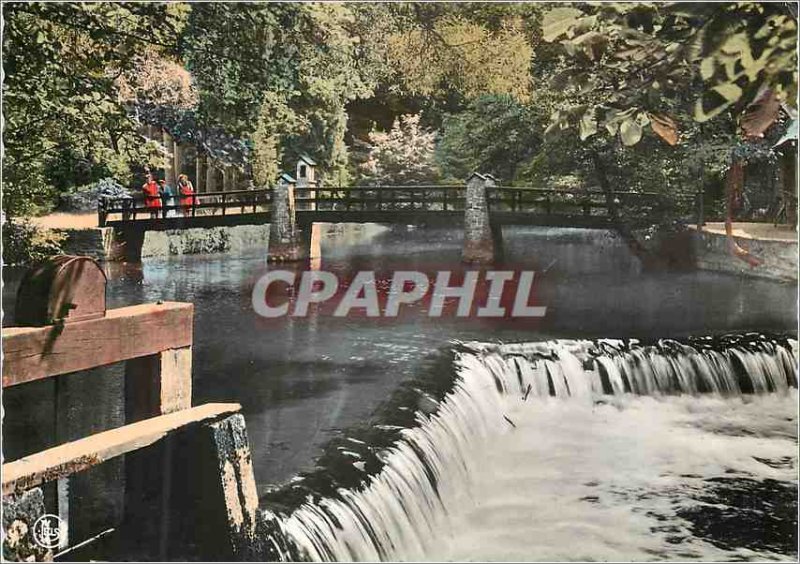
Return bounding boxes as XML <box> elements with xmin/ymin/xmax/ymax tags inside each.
<box><xmin>262</xmin><ymin>333</ymin><xmax>798</xmax><ymax>562</ymax></box>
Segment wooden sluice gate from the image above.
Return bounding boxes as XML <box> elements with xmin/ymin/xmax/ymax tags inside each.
<box><xmin>2</xmin><ymin>256</ymin><xmax>264</xmax><ymax>561</ymax></box>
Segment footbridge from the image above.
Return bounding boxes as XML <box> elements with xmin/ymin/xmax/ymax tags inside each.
<box><xmin>99</xmin><ymin>174</ymin><xmax>671</xmax><ymax>262</ymax></box>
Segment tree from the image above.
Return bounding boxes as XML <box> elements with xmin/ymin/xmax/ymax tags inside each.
<box><xmin>357</xmin><ymin>115</ymin><xmax>440</xmax><ymax>185</ymax></box>
<box><xmin>387</xmin><ymin>10</ymin><xmax>534</xmax><ymax>102</ymax></box>
<box><xmin>437</xmin><ymin>95</ymin><xmax>545</xmax><ymax>181</ymax></box>
<box><xmin>182</xmin><ymin>3</ymin><xmax>377</xmax><ymax>180</ymax></box>
<box><xmin>539</xmin><ymin>2</ymin><xmax>797</xmax><ymax>266</ymax></box>
<box><xmin>541</xmin><ymin>3</ymin><xmax>797</xmax><ymax>145</ymax></box>
<box><xmin>2</xmin><ymin>2</ymin><xmax>186</xmax><ymax>216</ymax></box>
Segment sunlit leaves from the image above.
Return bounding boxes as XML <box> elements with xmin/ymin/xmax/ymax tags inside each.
<box><xmin>579</xmin><ymin>110</ymin><xmax>597</xmax><ymax>141</ymax></box>
<box><xmin>540</xmin><ymin>2</ymin><xmax>797</xmax><ymax>146</ymax></box>
<box><xmin>619</xmin><ymin>117</ymin><xmax>643</xmax><ymax>146</ymax></box>
<box><xmin>542</xmin><ymin>7</ymin><xmax>583</xmax><ymax>42</ymax></box>
<box><xmin>386</xmin><ymin>13</ymin><xmax>533</xmax><ymax>101</ymax></box>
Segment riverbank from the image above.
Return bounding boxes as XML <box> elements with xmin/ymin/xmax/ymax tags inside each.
<box><xmin>691</xmin><ymin>222</ymin><xmax>798</xmax><ymax>283</ymax></box>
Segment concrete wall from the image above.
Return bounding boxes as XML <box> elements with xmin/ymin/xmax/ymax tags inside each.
<box><xmin>57</xmin><ymin>227</ymin><xmax>121</xmax><ymax>261</ymax></box>
<box><xmin>692</xmin><ymin>229</ymin><xmax>798</xmax><ymax>282</ymax></box>
<box><xmin>59</xmin><ymin>225</ymin><xmax>271</xmax><ymax>260</ymax></box>
<box><xmin>141</xmin><ymin>225</ymin><xmax>270</xmax><ymax>258</ymax></box>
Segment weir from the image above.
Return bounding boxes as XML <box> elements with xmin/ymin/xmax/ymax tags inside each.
<box><xmin>258</xmin><ymin>333</ymin><xmax>798</xmax><ymax>562</ymax></box>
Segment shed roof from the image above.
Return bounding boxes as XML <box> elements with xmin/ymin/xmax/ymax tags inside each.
<box><xmin>298</xmin><ymin>154</ymin><xmax>317</xmax><ymax>166</ymax></box>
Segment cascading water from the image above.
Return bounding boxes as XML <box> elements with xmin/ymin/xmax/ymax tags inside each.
<box><xmin>262</xmin><ymin>333</ymin><xmax>798</xmax><ymax>562</ymax></box>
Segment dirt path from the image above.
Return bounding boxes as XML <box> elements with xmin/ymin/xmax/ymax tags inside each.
<box><xmin>31</xmin><ymin>212</ymin><xmax>98</xmax><ymax>230</ymax></box>
<box><xmin>699</xmin><ymin>222</ymin><xmax>798</xmax><ymax>242</ymax></box>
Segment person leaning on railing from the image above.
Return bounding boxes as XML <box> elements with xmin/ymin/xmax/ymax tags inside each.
<box><xmin>178</xmin><ymin>174</ymin><xmax>197</xmax><ymax>217</ymax></box>
<box><xmin>142</xmin><ymin>173</ymin><xmax>162</xmax><ymax>219</ymax></box>
<box><xmin>159</xmin><ymin>179</ymin><xmax>176</xmax><ymax>218</ymax></box>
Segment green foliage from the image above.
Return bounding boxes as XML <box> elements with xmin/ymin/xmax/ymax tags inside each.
<box><xmin>541</xmin><ymin>2</ymin><xmax>797</xmax><ymax>145</ymax></box>
<box><xmin>2</xmin><ymin>2</ymin><xmax>186</xmax><ymax>216</ymax></box>
<box><xmin>387</xmin><ymin>8</ymin><xmax>535</xmax><ymax>101</ymax></box>
<box><xmin>437</xmin><ymin>95</ymin><xmax>545</xmax><ymax>181</ymax></box>
<box><xmin>183</xmin><ymin>3</ymin><xmax>376</xmax><ymax>179</ymax></box>
<box><xmin>2</xmin><ymin>220</ymin><xmax>65</xmax><ymax>266</ymax></box>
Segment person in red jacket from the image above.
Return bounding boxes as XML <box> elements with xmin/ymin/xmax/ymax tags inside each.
<box><xmin>177</xmin><ymin>174</ymin><xmax>196</xmax><ymax>217</ymax></box>
<box><xmin>142</xmin><ymin>173</ymin><xmax>161</xmax><ymax>218</ymax></box>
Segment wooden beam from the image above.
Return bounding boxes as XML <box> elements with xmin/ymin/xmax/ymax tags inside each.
<box><xmin>3</xmin><ymin>302</ymin><xmax>193</xmax><ymax>388</ymax></box>
<box><xmin>126</xmin><ymin>346</ymin><xmax>192</xmax><ymax>421</ymax></box>
<box><xmin>2</xmin><ymin>403</ymin><xmax>240</xmax><ymax>496</ymax></box>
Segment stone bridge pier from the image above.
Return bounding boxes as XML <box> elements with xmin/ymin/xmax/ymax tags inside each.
<box><xmin>463</xmin><ymin>173</ymin><xmax>502</xmax><ymax>264</ymax></box>
<box><xmin>267</xmin><ymin>173</ymin><xmax>320</xmax><ymax>263</ymax></box>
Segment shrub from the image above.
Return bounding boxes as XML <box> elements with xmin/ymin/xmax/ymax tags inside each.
<box><xmin>58</xmin><ymin>177</ymin><xmax>132</xmax><ymax>212</ymax></box>
<box><xmin>2</xmin><ymin>219</ymin><xmax>66</xmax><ymax>266</ymax></box>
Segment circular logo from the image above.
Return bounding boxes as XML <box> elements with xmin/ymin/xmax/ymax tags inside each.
<box><xmin>32</xmin><ymin>514</ymin><xmax>65</xmax><ymax>549</ymax></box>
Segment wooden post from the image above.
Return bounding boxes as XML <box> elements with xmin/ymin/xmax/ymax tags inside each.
<box><xmin>125</xmin><ymin>347</ymin><xmax>192</xmax><ymax>423</ymax></box>
<box><xmin>167</xmin><ymin>413</ymin><xmax>262</xmax><ymax>560</ymax></box>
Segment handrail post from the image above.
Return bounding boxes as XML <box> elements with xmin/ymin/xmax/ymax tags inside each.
<box><xmin>98</xmin><ymin>198</ymin><xmax>107</xmax><ymax>227</ymax></box>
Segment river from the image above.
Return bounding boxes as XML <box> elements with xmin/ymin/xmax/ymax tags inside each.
<box><xmin>3</xmin><ymin>224</ymin><xmax>797</xmax><ymax>560</ymax></box>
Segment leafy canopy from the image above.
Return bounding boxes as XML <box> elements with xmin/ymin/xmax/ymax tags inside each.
<box><xmin>541</xmin><ymin>2</ymin><xmax>797</xmax><ymax>146</ymax></box>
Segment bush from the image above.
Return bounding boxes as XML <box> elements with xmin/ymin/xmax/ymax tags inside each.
<box><xmin>2</xmin><ymin>219</ymin><xmax>66</xmax><ymax>266</ymax></box>
<box><xmin>58</xmin><ymin>177</ymin><xmax>132</xmax><ymax>212</ymax></box>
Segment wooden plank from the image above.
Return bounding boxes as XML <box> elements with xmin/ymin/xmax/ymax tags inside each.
<box><xmin>2</xmin><ymin>403</ymin><xmax>240</xmax><ymax>496</ymax></box>
<box><xmin>3</xmin><ymin>302</ymin><xmax>193</xmax><ymax>388</ymax></box>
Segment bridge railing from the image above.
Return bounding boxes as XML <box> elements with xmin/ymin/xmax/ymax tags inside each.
<box><xmin>100</xmin><ymin>184</ymin><xmax>672</xmax><ymax>226</ymax></box>
<box><xmin>486</xmin><ymin>187</ymin><xmax>672</xmax><ymax>219</ymax></box>
<box><xmin>98</xmin><ymin>188</ymin><xmax>273</xmax><ymax>225</ymax></box>
<box><xmin>295</xmin><ymin>185</ymin><xmax>467</xmax><ymax>212</ymax></box>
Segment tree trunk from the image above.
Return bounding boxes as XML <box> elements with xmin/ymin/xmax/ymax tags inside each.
<box><xmin>591</xmin><ymin>151</ymin><xmax>659</xmax><ymax>269</ymax></box>
<box><xmin>778</xmin><ymin>148</ymin><xmax>797</xmax><ymax>227</ymax></box>
<box><xmin>162</xmin><ymin>130</ymin><xmax>176</xmax><ymax>187</ymax></box>
<box><xmin>206</xmin><ymin>162</ymin><xmax>218</xmax><ymax>193</ymax></box>
<box><xmin>173</xmin><ymin>141</ymin><xmax>184</xmax><ymax>182</ymax></box>
<box><xmin>724</xmin><ymin>156</ymin><xmax>762</xmax><ymax>267</ymax></box>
